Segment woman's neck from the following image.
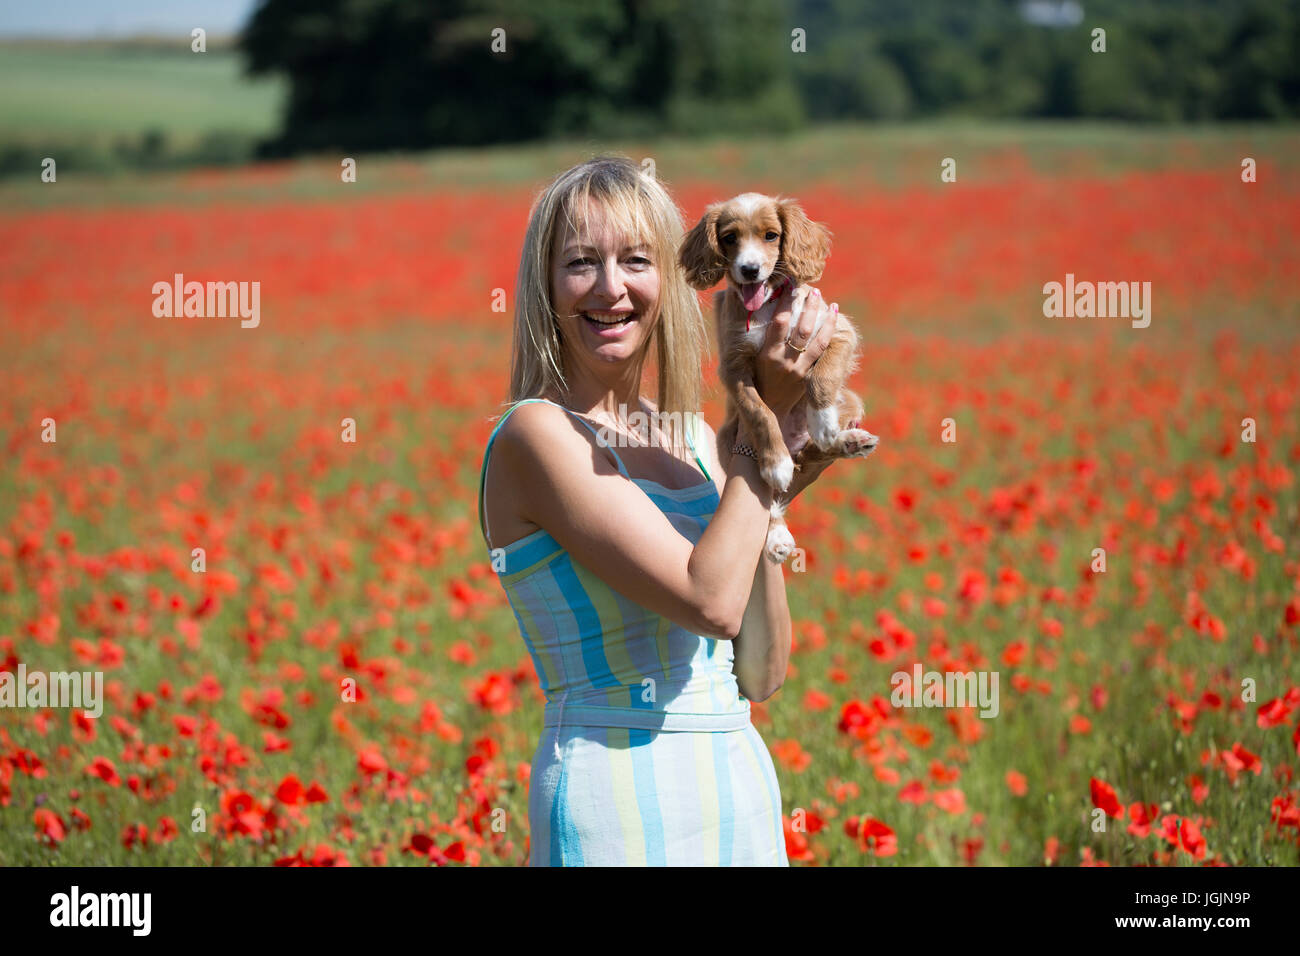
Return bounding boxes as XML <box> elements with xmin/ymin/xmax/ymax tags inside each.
<box><xmin>551</xmin><ymin>366</ymin><xmax>646</xmax><ymax>421</ymax></box>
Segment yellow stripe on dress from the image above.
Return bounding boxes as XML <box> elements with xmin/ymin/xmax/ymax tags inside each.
<box><xmin>506</xmin><ymin>578</ymin><xmax>562</xmax><ymax>690</ymax></box>
<box><xmin>606</xmin><ymin>726</ymin><xmax>647</xmax><ymax>865</ymax></box>
<box><xmin>693</xmin><ymin>731</ymin><xmax>721</xmax><ymax>866</ymax></box>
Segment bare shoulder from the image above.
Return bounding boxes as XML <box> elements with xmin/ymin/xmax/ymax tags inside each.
<box><xmin>492</xmin><ymin>401</ymin><xmax>594</xmax><ymax>474</ymax></box>
<box><xmin>491</xmin><ymin>400</ymin><xmax>624</xmax><ymax>487</ymax></box>
<box><xmin>484</xmin><ymin>402</ymin><xmax>613</xmax><ymax>546</ymax></box>
<box><xmin>492</xmin><ymin>400</ymin><xmax>566</xmax><ymax>452</ymax></box>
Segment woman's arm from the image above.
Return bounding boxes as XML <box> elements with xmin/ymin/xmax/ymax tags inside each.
<box><xmin>734</xmin><ymin>536</ymin><xmax>792</xmax><ymax>702</ymax></box>
<box><xmin>714</xmin><ymin>442</ymin><xmax>834</xmax><ymax>702</ymax></box>
<box><xmin>493</xmin><ymin>401</ymin><xmax>776</xmax><ymax>640</ymax></box>
<box><xmin>724</xmin><ymin>284</ymin><xmax>841</xmax><ymax>701</ymax></box>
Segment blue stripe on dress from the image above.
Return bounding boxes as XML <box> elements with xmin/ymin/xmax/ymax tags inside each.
<box><xmin>549</xmin><ymin>736</ymin><xmax>579</xmax><ymax>864</ymax></box>
<box><xmin>550</xmin><ymin>558</ymin><xmax>620</xmax><ymax>689</ymax></box>
<box><xmin>628</xmin><ymin>727</ymin><xmax>667</xmax><ymax>866</ymax></box>
<box><xmin>634</xmin><ymin>487</ymin><xmax>719</xmax><ymax>517</ymax></box>
<box><xmin>501</xmin><ymin>530</ymin><xmax>563</xmax><ymax>575</ymax></box>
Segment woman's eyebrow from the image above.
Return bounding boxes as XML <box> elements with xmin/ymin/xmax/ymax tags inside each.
<box><xmin>561</xmin><ymin>242</ymin><xmax>651</xmax><ymax>255</ymax></box>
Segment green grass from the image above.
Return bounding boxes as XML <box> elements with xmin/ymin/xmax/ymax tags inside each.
<box><xmin>0</xmin><ymin>41</ymin><xmax>284</xmax><ymax>139</ymax></box>
<box><xmin>3</xmin><ymin>118</ymin><xmax>1299</xmax><ymax>209</ymax></box>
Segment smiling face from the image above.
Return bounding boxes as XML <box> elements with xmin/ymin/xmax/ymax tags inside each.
<box><xmin>550</xmin><ymin>198</ymin><xmax>661</xmax><ymax>374</ymax></box>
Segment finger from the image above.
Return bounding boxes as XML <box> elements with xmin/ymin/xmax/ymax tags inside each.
<box><xmin>797</xmin><ymin>299</ymin><xmax>836</xmax><ymax>368</ymax></box>
<box><xmin>791</xmin><ymin>289</ymin><xmax>820</xmax><ymax>348</ymax></box>
<box><xmin>764</xmin><ymin>285</ymin><xmax>795</xmax><ymax>353</ymax></box>
<box><xmin>813</xmin><ymin>302</ymin><xmax>837</xmax><ymax>353</ymax></box>
<box><xmin>781</xmin><ymin>288</ymin><xmax>814</xmax><ymax>352</ymax></box>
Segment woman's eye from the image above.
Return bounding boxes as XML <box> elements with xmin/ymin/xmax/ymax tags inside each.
<box><xmin>569</xmin><ymin>257</ymin><xmax>596</xmax><ymax>267</ymax></box>
<box><xmin>627</xmin><ymin>255</ymin><xmax>651</xmax><ymax>267</ymax></box>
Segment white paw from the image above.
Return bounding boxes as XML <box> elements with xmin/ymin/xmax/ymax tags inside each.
<box><xmin>761</xmin><ymin>455</ymin><xmax>795</xmax><ymax>493</ymax></box>
<box><xmin>809</xmin><ymin>405</ymin><xmax>840</xmax><ymax>450</ymax></box>
<box><xmin>766</xmin><ymin>524</ymin><xmax>795</xmax><ymax>563</ymax></box>
<box><xmin>842</xmin><ymin>428</ymin><xmax>880</xmax><ymax>458</ymax></box>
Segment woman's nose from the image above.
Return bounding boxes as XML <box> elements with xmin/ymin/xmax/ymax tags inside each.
<box><xmin>593</xmin><ymin>259</ymin><xmax>628</xmax><ymax>299</ymax></box>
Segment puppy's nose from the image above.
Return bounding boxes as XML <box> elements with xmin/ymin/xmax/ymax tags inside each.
<box><xmin>739</xmin><ymin>264</ymin><xmax>759</xmax><ymax>281</ymax></box>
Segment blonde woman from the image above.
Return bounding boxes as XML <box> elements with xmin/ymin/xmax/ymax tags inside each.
<box><xmin>478</xmin><ymin>155</ymin><xmax>844</xmax><ymax>866</ymax></box>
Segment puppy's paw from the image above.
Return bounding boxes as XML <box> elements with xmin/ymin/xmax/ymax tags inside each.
<box><xmin>808</xmin><ymin>404</ymin><xmax>840</xmax><ymax>450</ymax></box>
<box><xmin>761</xmin><ymin>454</ymin><xmax>795</xmax><ymax>493</ymax></box>
<box><xmin>841</xmin><ymin>428</ymin><xmax>880</xmax><ymax>458</ymax></box>
<box><xmin>765</xmin><ymin>524</ymin><xmax>795</xmax><ymax>564</ymax></box>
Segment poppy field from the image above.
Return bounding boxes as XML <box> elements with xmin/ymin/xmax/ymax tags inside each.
<box><xmin>1</xmin><ymin>126</ymin><xmax>1299</xmax><ymax>866</ymax></box>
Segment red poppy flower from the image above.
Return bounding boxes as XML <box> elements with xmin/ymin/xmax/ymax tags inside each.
<box><xmin>1089</xmin><ymin>777</ymin><xmax>1123</xmax><ymax>818</ymax></box>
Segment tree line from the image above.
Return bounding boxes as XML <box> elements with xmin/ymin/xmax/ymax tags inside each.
<box><xmin>240</xmin><ymin>0</ymin><xmax>1300</xmax><ymax>156</ymax></box>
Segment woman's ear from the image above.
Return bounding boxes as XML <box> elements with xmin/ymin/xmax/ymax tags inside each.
<box><xmin>678</xmin><ymin>205</ymin><xmax>726</xmax><ymax>289</ymax></box>
<box><xmin>776</xmin><ymin>199</ymin><xmax>831</xmax><ymax>284</ymax></box>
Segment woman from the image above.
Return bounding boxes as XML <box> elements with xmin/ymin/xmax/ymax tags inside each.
<box><xmin>477</xmin><ymin>155</ymin><xmax>843</xmax><ymax>866</ymax></box>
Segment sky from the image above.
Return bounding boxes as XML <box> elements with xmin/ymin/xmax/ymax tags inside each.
<box><xmin>0</xmin><ymin>0</ymin><xmax>260</xmax><ymax>37</ymax></box>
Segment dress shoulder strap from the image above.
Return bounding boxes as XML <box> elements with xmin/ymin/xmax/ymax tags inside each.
<box><xmin>552</xmin><ymin>403</ymin><xmax>631</xmax><ymax>479</ymax></box>
<box><xmin>682</xmin><ymin>412</ymin><xmax>712</xmax><ymax>482</ymax></box>
<box><xmin>478</xmin><ymin>398</ymin><xmax>630</xmax><ymax>550</ymax></box>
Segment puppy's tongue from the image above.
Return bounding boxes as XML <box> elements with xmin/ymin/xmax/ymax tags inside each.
<box><xmin>740</xmin><ymin>282</ymin><xmax>767</xmax><ymax>311</ymax></box>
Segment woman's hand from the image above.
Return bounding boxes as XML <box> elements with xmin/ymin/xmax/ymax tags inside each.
<box><xmin>753</xmin><ymin>284</ymin><xmax>837</xmax><ymax>424</ymax></box>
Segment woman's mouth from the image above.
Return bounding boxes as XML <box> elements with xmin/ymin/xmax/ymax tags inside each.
<box><xmin>582</xmin><ymin>311</ymin><xmax>638</xmax><ymax>332</ymax></box>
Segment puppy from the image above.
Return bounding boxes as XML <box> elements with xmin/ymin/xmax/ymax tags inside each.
<box><xmin>678</xmin><ymin>192</ymin><xmax>878</xmax><ymax>563</ymax></box>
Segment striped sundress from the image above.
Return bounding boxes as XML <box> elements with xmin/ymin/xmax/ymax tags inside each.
<box><xmin>478</xmin><ymin>398</ymin><xmax>788</xmax><ymax>866</ymax></box>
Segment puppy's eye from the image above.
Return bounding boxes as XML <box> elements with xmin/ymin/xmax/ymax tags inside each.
<box><xmin>765</xmin><ymin>231</ymin><xmax>779</xmax><ymax>242</ymax></box>
<box><xmin>720</xmin><ymin>234</ymin><xmax>737</xmax><ymax>246</ymax></box>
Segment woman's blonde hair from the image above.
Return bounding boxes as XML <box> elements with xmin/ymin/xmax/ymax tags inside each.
<box><xmin>507</xmin><ymin>154</ymin><xmax>707</xmax><ymax>457</ymax></box>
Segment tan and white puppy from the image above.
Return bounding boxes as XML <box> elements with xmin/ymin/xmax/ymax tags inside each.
<box><xmin>678</xmin><ymin>192</ymin><xmax>878</xmax><ymax>562</ymax></box>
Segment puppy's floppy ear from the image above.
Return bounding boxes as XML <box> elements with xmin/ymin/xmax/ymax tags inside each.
<box><xmin>678</xmin><ymin>204</ymin><xmax>726</xmax><ymax>290</ymax></box>
<box><xmin>776</xmin><ymin>198</ymin><xmax>832</xmax><ymax>284</ymax></box>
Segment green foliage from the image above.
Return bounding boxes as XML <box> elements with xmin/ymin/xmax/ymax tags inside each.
<box><xmin>237</xmin><ymin>0</ymin><xmax>1300</xmax><ymax>156</ymax></box>
<box><xmin>241</xmin><ymin>0</ymin><xmax>801</xmax><ymax>154</ymax></box>
<box><xmin>786</xmin><ymin>0</ymin><xmax>1300</xmax><ymax>123</ymax></box>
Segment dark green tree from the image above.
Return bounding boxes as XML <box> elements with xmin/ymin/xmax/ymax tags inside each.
<box><xmin>241</xmin><ymin>0</ymin><xmax>800</xmax><ymax>155</ymax></box>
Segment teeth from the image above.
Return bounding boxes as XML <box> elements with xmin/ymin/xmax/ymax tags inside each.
<box><xmin>585</xmin><ymin>313</ymin><xmax>635</xmax><ymax>325</ymax></box>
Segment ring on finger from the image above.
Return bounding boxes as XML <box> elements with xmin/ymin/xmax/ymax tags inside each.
<box><xmin>786</xmin><ymin>335</ymin><xmax>808</xmax><ymax>353</ymax></box>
